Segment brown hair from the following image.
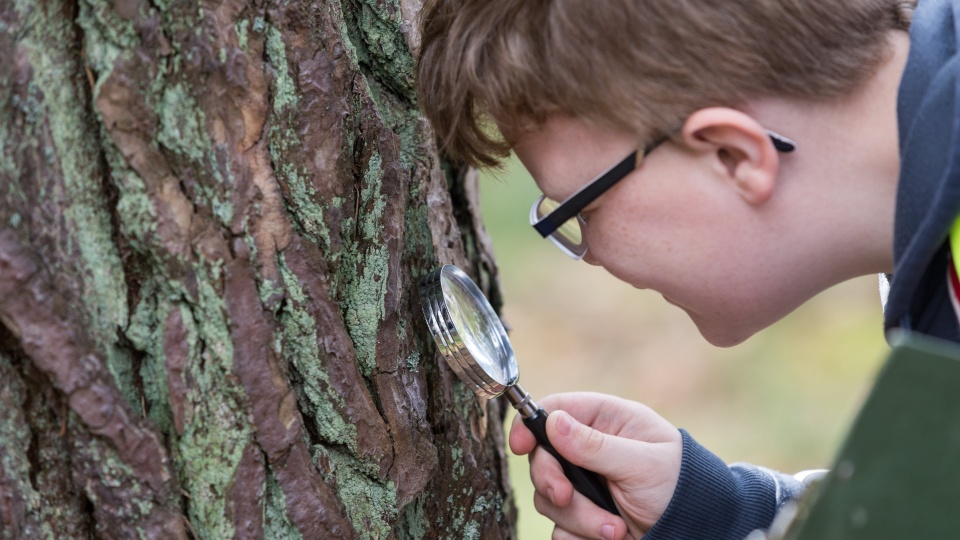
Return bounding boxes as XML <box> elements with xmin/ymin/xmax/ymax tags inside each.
<box><xmin>417</xmin><ymin>0</ymin><xmax>915</xmax><ymax>167</ymax></box>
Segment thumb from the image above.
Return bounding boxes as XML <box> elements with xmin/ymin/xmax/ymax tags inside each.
<box><xmin>547</xmin><ymin>410</ymin><xmax>636</xmax><ymax>479</ymax></box>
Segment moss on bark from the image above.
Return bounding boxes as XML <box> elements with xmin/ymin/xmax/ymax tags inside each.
<box><xmin>0</xmin><ymin>0</ymin><xmax>516</xmax><ymax>537</ymax></box>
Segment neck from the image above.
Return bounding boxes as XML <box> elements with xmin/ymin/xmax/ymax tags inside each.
<box><xmin>751</xmin><ymin>30</ymin><xmax>910</xmax><ymax>280</ymax></box>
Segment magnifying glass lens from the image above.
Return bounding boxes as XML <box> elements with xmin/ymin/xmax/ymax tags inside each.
<box><xmin>422</xmin><ymin>265</ymin><xmax>619</xmax><ymax>517</ymax></box>
<box><xmin>442</xmin><ymin>278</ymin><xmax>509</xmax><ymax>386</ymax></box>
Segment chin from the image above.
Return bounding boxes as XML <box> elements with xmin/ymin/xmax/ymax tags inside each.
<box><xmin>701</xmin><ymin>329</ymin><xmax>753</xmax><ymax>348</ymax></box>
<box><xmin>690</xmin><ymin>315</ymin><xmax>757</xmax><ymax>348</ymax></box>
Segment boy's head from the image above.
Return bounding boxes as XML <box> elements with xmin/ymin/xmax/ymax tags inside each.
<box><xmin>417</xmin><ymin>1</ymin><xmax>912</xmax><ymax>345</ymax></box>
<box><xmin>417</xmin><ymin>0</ymin><xmax>911</xmax><ymax>168</ymax></box>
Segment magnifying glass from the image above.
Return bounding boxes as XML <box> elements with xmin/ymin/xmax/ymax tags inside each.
<box><xmin>419</xmin><ymin>265</ymin><xmax>619</xmax><ymax>516</ymax></box>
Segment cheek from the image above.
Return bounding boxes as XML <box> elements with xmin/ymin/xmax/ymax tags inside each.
<box><xmin>587</xmin><ymin>200</ymin><xmax>692</xmax><ymax>272</ymax></box>
<box><xmin>582</xmin><ymin>209</ymin><xmax>657</xmax><ymax>284</ymax></box>
<box><xmin>589</xmin><ymin>211</ymin><xmax>781</xmax><ymax>327</ymax></box>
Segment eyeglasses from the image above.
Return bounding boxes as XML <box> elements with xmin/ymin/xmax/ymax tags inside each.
<box><xmin>529</xmin><ymin>130</ymin><xmax>797</xmax><ymax>259</ymax></box>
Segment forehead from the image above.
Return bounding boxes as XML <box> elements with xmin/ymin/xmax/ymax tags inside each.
<box><xmin>512</xmin><ymin>117</ymin><xmax>638</xmax><ymax>198</ymax></box>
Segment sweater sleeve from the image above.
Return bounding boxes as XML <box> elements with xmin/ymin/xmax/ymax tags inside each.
<box><xmin>643</xmin><ymin>430</ymin><xmax>808</xmax><ymax>540</ymax></box>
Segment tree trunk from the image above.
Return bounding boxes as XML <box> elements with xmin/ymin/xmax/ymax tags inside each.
<box><xmin>0</xmin><ymin>0</ymin><xmax>514</xmax><ymax>538</ymax></box>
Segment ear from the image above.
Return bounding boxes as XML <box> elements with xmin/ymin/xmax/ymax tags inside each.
<box><xmin>679</xmin><ymin>108</ymin><xmax>781</xmax><ymax>205</ymax></box>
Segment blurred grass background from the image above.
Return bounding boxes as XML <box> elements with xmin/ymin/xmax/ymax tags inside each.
<box><xmin>477</xmin><ymin>155</ymin><xmax>890</xmax><ymax>538</ymax></box>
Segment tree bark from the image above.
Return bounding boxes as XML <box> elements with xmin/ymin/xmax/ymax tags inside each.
<box><xmin>0</xmin><ymin>0</ymin><xmax>514</xmax><ymax>538</ymax></box>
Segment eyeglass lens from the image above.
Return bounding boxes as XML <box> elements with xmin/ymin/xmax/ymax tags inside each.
<box><xmin>534</xmin><ymin>197</ymin><xmax>587</xmax><ymax>257</ymax></box>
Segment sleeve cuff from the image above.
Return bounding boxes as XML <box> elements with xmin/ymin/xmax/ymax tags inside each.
<box><xmin>643</xmin><ymin>429</ymin><xmax>778</xmax><ymax>540</ymax></box>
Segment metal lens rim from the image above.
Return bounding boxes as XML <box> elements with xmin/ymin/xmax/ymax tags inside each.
<box><xmin>440</xmin><ymin>266</ymin><xmax>517</xmax><ymax>392</ymax></box>
<box><xmin>419</xmin><ymin>265</ymin><xmax>517</xmax><ymax>398</ymax></box>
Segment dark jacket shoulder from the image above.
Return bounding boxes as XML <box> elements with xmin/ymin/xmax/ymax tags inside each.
<box><xmin>884</xmin><ymin>0</ymin><xmax>960</xmax><ymax>341</ymax></box>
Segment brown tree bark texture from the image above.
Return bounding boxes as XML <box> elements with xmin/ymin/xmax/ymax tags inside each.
<box><xmin>0</xmin><ymin>0</ymin><xmax>515</xmax><ymax>538</ymax></box>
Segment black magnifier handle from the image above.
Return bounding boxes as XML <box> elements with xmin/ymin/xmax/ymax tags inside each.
<box><xmin>523</xmin><ymin>408</ymin><xmax>620</xmax><ymax>516</ymax></box>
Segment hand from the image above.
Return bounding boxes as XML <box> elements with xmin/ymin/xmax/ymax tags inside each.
<box><xmin>509</xmin><ymin>392</ymin><xmax>683</xmax><ymax>540</ymax></box>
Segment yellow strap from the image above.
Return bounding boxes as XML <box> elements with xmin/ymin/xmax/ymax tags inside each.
<box><xmin>951</xmin><ymin>216</ymin><xmax>960</xmax><ymax>276</ymax></box>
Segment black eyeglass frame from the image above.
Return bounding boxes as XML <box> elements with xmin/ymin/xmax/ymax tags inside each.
<box><xmin>530</xmin><ymin>130</ymin><xmax>797</xmax><ymax>254</ymax></box>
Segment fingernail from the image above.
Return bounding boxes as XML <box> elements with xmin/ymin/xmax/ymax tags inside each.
<box><xmin>601</xmin><ymin>524</ymin><xmax>616</xmax><ymax>540</ymax></box>
<box><xmin>546</xmin><ymin>488</ymin><xmax>555</xmax><ymax>505</ymax></box>
<box><xmin>555</xmin><ymin>412</ymin><xmax>573</xmax><ymax>436</ymax></box>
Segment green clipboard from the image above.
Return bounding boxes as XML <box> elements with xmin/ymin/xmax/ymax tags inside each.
<box><xmin>776</xmin><ymin>332</ymin><xmax>960</xmax><ymax>539</ymax></box>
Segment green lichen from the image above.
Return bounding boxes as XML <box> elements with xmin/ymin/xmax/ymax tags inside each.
<box><xmin>108</xmin><ymin>153</ymin><xmax>160</xmax><ymax>249</ymax></box>
<box><xmin>125</xmin><ymin>280</ymin><xmax>176</xmax><ymax>434</ymax></box>
<box><xmin>444</xmin><ymin>490</ymin><xmax>500</xmax><ymax>540</ymax></box>
<box><xmin>263</xmin><ymin>469</ymin><xmax>303</xmax><ymax>540</ymax></box>
<box><xmin>252</xmin><ymin>16</ymin><xmax>266</xmax><ymax>34</ymax></box>
<box><xmin>157</xmin><ymin>83</ymin><xmax>206</xmax><ymax>163</ymax></box>
<box><xmin>450</xmin><ymin>445</ymin><xmax>464</xmax><ymax>481</ymax></box>
<box><xmin>359</xmin><ymin>154</ymin><xmax>388</xmax><ymax>238</ymax></box>
<box><xmin>8</xmin><ymin>2</ymin><xmax>514</xmax><ymax>537</ymax></box>
<box><xmin>265</xmin><ymin>26</ymin><xmax>298</xmax><ymax>114</ymax></box>
<box><xmin>28</xmin><ymin>14</ymin><xmax>129</xmax><ymax>330</ymax></box>
<box><xmin>176</xmin><ymin>409</ymin><xmax>250</xmax><ymax>539</ymax></box>
<box><xmin>338</xmin><ymin>153</ymin><xmax>392</xmax><ymax>377</ymax></box>
<box><xmin>176</xmin><ymin>417</ymin><xmax>250</xmax><ymax>535</ymax></box>
<box><xmin>103</xmin><ymin>344</ymin><xmax>139</xmax><ymax>416</ymax></box>
<box><xmin>471</xmin><ymin>495</ymin><xmax>492</xmax><ymax>514</ymax></box>
<box><xmin>335</xmin><ymin>0</ymin><xmax>424</xmax><ymax>168</ymax></box>
<box><xmin>0</xmin><ymin>353</ymin><xmax>40</xmax><ymax>539</ymax></box>
<box><xmin>278</xmin><ymin>254</ymin><xmax>358</xmax><ymax>448</ymax></box>
<box><xmin>440</xmin><ymin>442</ymin><xmax>479</xmax><ymax>537</ymax></box>
<box><xmin>235</xmin><ymin>19</ymin><xmax>250</xmax><ymax>51</ymax></box>
<box><xmin>0</xmin><ymin>354</ymin><xmax>95</xmax><ymax>537</ymax></box>
<box><xmin>134</xmin><ymin>14</ymin><xmax>236</xmax><ymax>226</ymax></box>
<box><xmin>341</xmin><ymin>245</ymin><xmax>390</xmax><ymax>377</ymax></box>
<box><xmin>405</xmin><ymin>351</ymin><xmax>420</xmax><ymax>372</ymax></box>
<box><xmin>0</xmin><ymin>116</ymin><xmax>17</xmax><ymax>179</ymax></box>
<box><xmin>0</xmin><ymin>106</ymin><xmax>28</xmax><ymax>221</ymax></box>
<box><xmin>155</xmin><ymin>83</ymin><xmax>234</xmax><ymax>225</ymax></box>
<box><xmin>316</xmin><ymin>446</ymin><xmax>399</xmax><ymax>540</ymax></box>
<box><xmin>403</xmin><ymin>198</ymin><xmax>435</xmax><ymax>264</ymax></box>
<box><xmin>76</xmin><ymin>0</ymin><xmax>141</xmax><ymax>76</ymax></box>
<box><xmin>453</xmin><ymin>383</ymin><xmax>482</xmax><ymax>434</ymax></box>
<box><xmin>269</xmin><ymin>151</ymin><xmax>333</xmax><ymax>250</ymax></box>
<box><xmin>193</xmin><ymin>263</ymin><xmax>234</xmax><ymax>366</ymax></box>
<box><xmin>26</xmin><ymin>0</ymin><xmax>134</xmax><ymax>408</ymax></box>
<box><xmin>448</xmin><ymin>502</ymin><xmax>468</xmax><ymax>538</ymax></box>
<box><xmin>73</xmin><ymin>432</ymin><xmax>158</xmax><ymax>525</ymax></box>
<box><xmin>341</xmin><ymin>0</ymin><xmax>415</xmax><ymax>101</ymax></box>
<box><xmin>396</xmin><ymin>498</ymin><xmax>429</xmax><ymax>540</ymax></box>
<box><xmin>171</xmin><ymin>265</ymin><xmax>253</xmax><ymax>539</ymax></box>
<box><xmin>462</xmin><ymin>521</ymin><xmax>481</xmax><ymax>540</ymax></box>
<box><xmin>257</xmin><ymin>276</ymin><xmax>284</xmax><ymax>306</ymax></box>
<box><xmin>263</xmin><ymin>17</ymin><xmax>336</xmax><ymax>252</ymax></box>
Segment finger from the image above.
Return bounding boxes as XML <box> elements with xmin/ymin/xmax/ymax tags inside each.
<box><xmin>509</xmin><ymin>412</ymin><xmax>538</xmax><ymax>456</ymax></box>
<box><xmin>547</xmin><ymin>411</ymin><xmax>681</xmax><ymax>530</ymax></box>
<box><xmin>529</xmin><ymin>446</ymin><xmax>574</xmax><ymax>508</ymax></box>
<box><xmin>535</xmin><ymin>392</ymin><xmax>617</xmax><ymax>429</ymax></box>
<box><xmin>512</xmin><ymin>394</ymin><xmax>617</xmax><ymax>457</ymax></box>
<box><xmin>545</xmin><ymin>409</ymin><xmax>658</xmax><ymax>481</ymax></box>
<box><xmin>552</xmin><ymin>527</ymin><xmax>639</xmax><ymax>540</ymax></box>
<box><xmin>550</xmin><ymin>526</ymin><xmax>593</xmax><ymax>540</ymax></box>
<box><xmin>538</xmin><ymin>392</ymin><xmax>674</xmax><ymax>442</ymax></box>
<box><xmin>533</xmin><ymin>491</ymin><xmax>628</xmax><ymax>540</ymax></box>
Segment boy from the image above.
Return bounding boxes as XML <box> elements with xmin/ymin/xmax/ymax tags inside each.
<box><xmin>417</xmin><ymin>0</ymin><xmax>954</xmax><ymax>538</ymax></box>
